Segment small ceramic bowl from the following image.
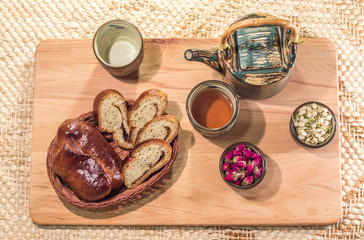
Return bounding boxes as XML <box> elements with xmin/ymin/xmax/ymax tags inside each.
<box><xmin>219</xmin><ymin>142</ymin><xmax>267</xmax><ymax>189</ymax></box>
<box><xmin>93</xmin><ymin>19</ymin><xmax>144</xmax><ymax>77</ymax></box>
<box><xmin>290</xmin><ymin>101</ymin><xmax>336</xmax><ymax>148</ymax></box>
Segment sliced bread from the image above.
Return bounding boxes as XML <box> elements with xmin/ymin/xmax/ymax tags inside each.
<box><xmin>135</xmin><ymin>115</ymin><xmax>179</xmax><ymax>145</ymax></box>
<box><xmin>93</xmin><ymin>89</ymin><xmax>133</xmax><ymax>149</ymax></box>
<box><xmin>122</xmin><ymin>139</ymin><xmax>172</xmax><ymax>188</ymax></box>
<box><xmin>127</xmin><ymin>89</ymin><xmax>168</xmax><ymax>145</ymax></box>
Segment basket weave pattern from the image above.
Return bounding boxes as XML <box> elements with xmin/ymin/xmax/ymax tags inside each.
<box><xmin>1</xmin><ymin>0</ymin><xmax>364</xmax><ymax>239</ymax></box>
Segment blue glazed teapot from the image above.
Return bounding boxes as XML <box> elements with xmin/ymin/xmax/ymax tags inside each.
<box><xmin>184</xmin><ymin>14</ymin><xmax>299</xmax><ymax>100</ymax></box>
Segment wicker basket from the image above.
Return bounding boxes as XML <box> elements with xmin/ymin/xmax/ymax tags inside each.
<box><xmin>46</xmin><ymin>106</ymin><xmax>179</xmax><ymax>210</ymax></box>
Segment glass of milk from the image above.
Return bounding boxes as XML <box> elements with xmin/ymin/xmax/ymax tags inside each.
<box><xmin>93</xmin><ymin>20</ymin><xmax>144</xmax><ymax>77</ymax></box>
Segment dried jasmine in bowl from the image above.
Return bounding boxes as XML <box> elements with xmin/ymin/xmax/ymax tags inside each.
<box><xmin>291</xmin><ymin>102</ymin><xmax>336</xmax><ymax>147</ymax></box>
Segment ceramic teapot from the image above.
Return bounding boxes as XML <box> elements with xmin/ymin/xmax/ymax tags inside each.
<box><xmin>184</xmin><ymin>14</ymin><xmax>299</xmax><ymax>100</ymax></box>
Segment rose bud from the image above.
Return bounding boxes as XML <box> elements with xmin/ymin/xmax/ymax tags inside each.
<box><xmin>259</xmin><ymin>167</ymin><xmax>263</xmax><ymax>173</ymax></box>
<box><xmin>243</xmin><ymin>149</ymin><xmax>252</xmax><ymax>159</ymax></box>
<box><xmin>253</xmin><ymin>165</ymin><xmax>261</xmax><ymax>178</ymax></box>
<box><xmin>231</xmin><ymin>164</ymin><xmax>240</xmax><ymax>172</ymax></box>
<box><xmin>225</xmin><ymin>151</ymin><xmax>233</xmax><ymax>162</ymax></box>
<box><xmin>230</xmin><ymin>156</ymin><xmax>243</xmax><ymax>164</ymax></box>
<box><xmin>236</xmin><ymin>144</ymin><xmax>246</xmax><ymax>152</ymax></box>
<box><xmin>238</xmin><ymin>171</ymin><xmax>246</xmax><ymax>181</ymax></box>
<box><xmin>233</xmin><ymin>150</ymin><xmax>242</xmax><ymax>157</ymax></box>
<box><xmin>224</xmin><ymin>172</ymin><xmax>239</xmax><ymax>182</ymax></box>
<box><xmin>242</xmin><ymin>175</ymin><xmax>254</xmax><ymax>186</ymax></box>
<box><xmin>246</xmin><ymin>162</ymin><xmax>254</xmax><ymax>175</ymax></box>
<box><xmin>234</xmin><ymin>156</ymin><xmax>243</xmax><ymax>162</ymax></box>
<box><xmin>233</xmin><ymin>180</ymin><xmax>241</xmax><ymax>186</ymax></box>
<box><xmin>235</xmin><ymin>161</ymin><xmax>246</xmax><ymax>169</ymax></box>
<box><xmin>225</xmin><ymin>168</ymin><xmax>235</xmax><ymax>176</ymax></box>
<box><xmin>222</xmin><ymin>162</ymin><xmax>231</xmax><ymax>171</ymax></box>
<box><xmin>250</xmin><ymin>152</ymin><xmax>260</xmax><ymax>159</ymax></box>
<box><xmin>251</xmin><ymin>157</ymin><xmax>262</xmax><ymax>167</ymax></box>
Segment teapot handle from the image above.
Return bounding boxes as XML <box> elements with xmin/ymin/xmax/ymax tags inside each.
<box><xmin>219</xmin><ymin>16</ymin><xmax>299</xmax><ymax>50</ymax></box>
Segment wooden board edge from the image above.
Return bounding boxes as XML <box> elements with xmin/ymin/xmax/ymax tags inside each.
<box><xmin>329</xmin><ymin>37</ymin><xmax>342</xmax><ymax>227</ymax></box>
<box><xmin>29</xmin><ymin>208</ymin><xmax>45</xmax><ymax>225</ymax></box>
<box><xmin>30</xmin><ymin>215</ymin><xmax>343</xmax><ymax>227</ymax></box>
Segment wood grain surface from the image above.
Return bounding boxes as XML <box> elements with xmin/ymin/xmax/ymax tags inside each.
<box><xmin>30</xmin><ymin>38</ymin><xmax>341</xmax><ymax>226</ymax></box>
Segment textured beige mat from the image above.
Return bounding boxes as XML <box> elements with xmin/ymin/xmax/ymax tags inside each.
<box><xmin>0</xmin><ymin>0</ymin><xmax>363</xmax><ymax>239</ymax></box>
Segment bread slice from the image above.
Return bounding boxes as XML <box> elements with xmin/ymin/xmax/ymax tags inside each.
<box><xmin>135</xmin><ymin>115</ymin><xmax>179</xmax><ymax>145</ymax></box>
<box><xmin>122</xmin><ymin>139</ymin><xmax>172</xmax><ymax>188</ymax></box>
<box><xmin>127</xmin><ymin>89</ymin><xmax>168</xmax><ymax>145</ymax></box>
<box><xmin>93</xmin><ymin>89</ymin><xmax>133</xmax><ymax>149</ymax></box>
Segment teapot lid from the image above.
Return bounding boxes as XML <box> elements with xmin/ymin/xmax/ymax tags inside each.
<box><xmin>236</xmin><ymin>26</ymin><xmax>283</xmax><ymax>72</ymax></box>
<box><xmin>225</xmin><ymin>14</ymin><xmax>297</xmax><ymax>86</ymax></box>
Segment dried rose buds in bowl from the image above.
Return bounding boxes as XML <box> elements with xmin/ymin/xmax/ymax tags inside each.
<box><xmin>219</xmin><ymin>142</ymin><xmax>267</xmax><ymax>189</ymax></box>
<box><xmin>290</xmin><ymin>101</ymin><xmax>337</xmax><ymax>148</ymax></box>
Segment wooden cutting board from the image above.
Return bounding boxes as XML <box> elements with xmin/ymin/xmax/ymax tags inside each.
<box><xmin>30</xmin><ymin>38</ymin><xmax>341</xmax><ymax>226</ymax></box>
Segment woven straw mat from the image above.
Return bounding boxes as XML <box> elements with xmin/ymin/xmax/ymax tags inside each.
<box><xmin>1</xmin><ymin>0</ymin><xmax>364</xmax><ymax>239</ymax></box>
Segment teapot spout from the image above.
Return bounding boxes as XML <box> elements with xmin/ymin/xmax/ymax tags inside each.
<box><xmin>184</xmin><ymin>48</ymin><xmax>225</xmax><ymax>74</ymax></box>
